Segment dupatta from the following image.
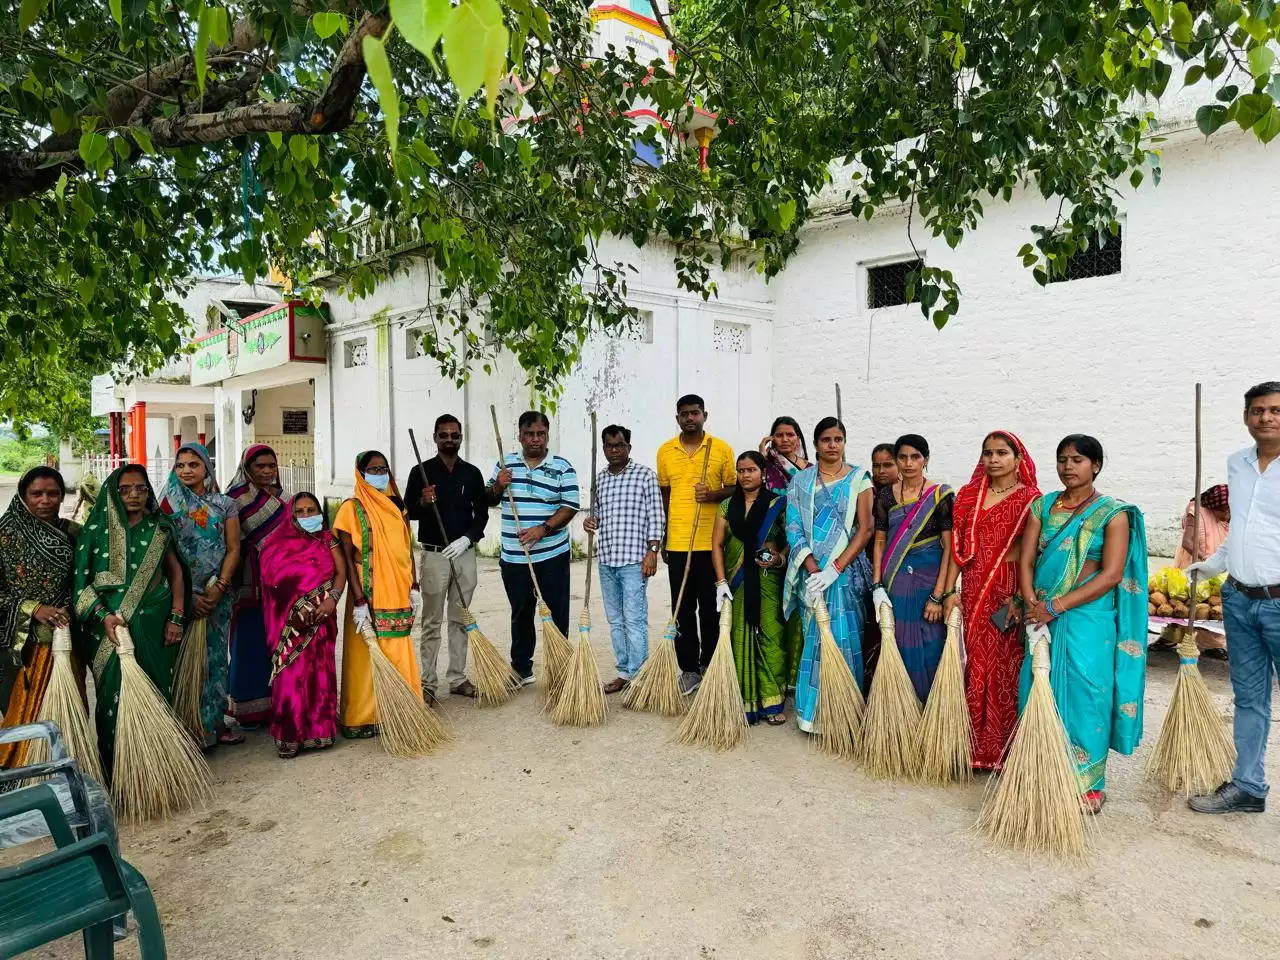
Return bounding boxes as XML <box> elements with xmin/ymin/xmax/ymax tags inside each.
<box><xmin>725</xmin><ymin>490</ymin><xmax>786</xmax><ymax>628</ymax></box>
<box><xmin>259</xmin><ymin>496</ymin><xmax>337</xmax><ymax>679</ymax></box>
<box><xmin>160</xmin><ymin>442</ymin><xmax>234</xmax><ymax>586</ymax></box>
<box><xmin>0</xmin><ymin>475</ymin><xmax>75</xmax><ymax>668</ymax></box>
<box><xmin>226</xmin><ymin>444</ymin><xmax>286</xmax><ymax>605</ymax></box>
<box><xmin>782</xmin><ymin>464</ymin><xmax>868</xmax><ymax>614</ymax></box>
<box><xmin>882</xmin><ymin>484</ymin><xmax>953</xmax><ymax>590</ymax></box>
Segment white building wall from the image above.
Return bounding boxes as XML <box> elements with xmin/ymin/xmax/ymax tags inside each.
<box><xmin>770</xmin><ymin>125</ymin><xmax>1280</xmax><ymax>553</ymax></box>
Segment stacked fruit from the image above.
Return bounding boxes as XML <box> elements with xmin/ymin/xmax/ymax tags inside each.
<box><xmin>1148</xmin><ymin>566</ymin><xmax>1224</xmax><ymax>621</ymax></box>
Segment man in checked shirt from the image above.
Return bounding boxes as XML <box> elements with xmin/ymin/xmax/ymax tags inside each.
<box><xmin>583</xmin><ymin>424</ymin><xmax>663</xmax><ymax>693</ymax></box>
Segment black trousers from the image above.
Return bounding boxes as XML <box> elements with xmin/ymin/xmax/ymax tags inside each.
<box><xmin>666</xmin><ymin>550</ymin><xmax>718</xmax><ymax>672</ymax></box>
<box><xmin>500</xmin><ymin>552</ymin><xmax>571</xmax><ymax>678</ymax></box>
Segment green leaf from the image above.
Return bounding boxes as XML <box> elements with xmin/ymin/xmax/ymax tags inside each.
<box><xmin>1255</xmin><ymin>106</ymin><xmax>1280</xmax><ymax>142</ymax></box>
<box><xmin>777</xmin><ymin>197</ymin><xmax>797</xmax><ymax>231</ymax></box>
<box><xmin>1130</xmin><ymin>168</ymin><xmax>1144</xmax><ymax>188</ymax></box>
<box><xmin>1184</xmin><ymin>64</ymin><xmax>1204</xmax><ymax>85</ymax></box>
<box><xmin>1248</xmin><ymin>44</ymin><xmax>1275</xmax><ymax>79</ymax></box>
<box><xmin>1150</xmin><ymin>59</ymin><xmax>1172</xmax><ymax>96</ymax></box>
<box><xmin>1234</xmin><ymin>92</ymin><xmax>1271</xmax><ymax>129</ymax></box>
<box><xmin>18</xmin><ymin>0</ymin><xmax>48</xmax><ymax>31</ymax></box>
<box><xmin>1196</xmin><ymin>103</ymin><xmax>1228</xmax><ymax>134</ymax></box>
<box><xmin>109</xmin><ymin>0</ymin><xmax>123</xmax><ymax>26</ymax></box>
<box><xmin>312</xmin><ymin>11</ymin><xmax>345</xmax><ymax>39</ymax></box>
<box><xmin>130</xmin><ymin>127</ymin><xmax>155</xmax><ymax>155</ymax></box>
<box><xmin>1171</xmin><ymin>2</ymin><xmax>1193</xmax><ymax>42</ymax></box>
<box><xmin>77</xmin><ymin>130</ymin><xmax>108</xmax><ymax>166</ymax></box>
<box><xmin>517</xmin><ymin>137</ymin><xmax>532</xmax><ymax>167</ymax></box>
<box><xmin>363</xmin><ymin>34</ymin><xmax>400</xmax><ymax>157</ymax></box>
<box><xmin>289</xmin><ymin>135</ymin><xmax>309</xmax><ymax>164</ymax></box>
<box><xmin>394</xmin><ymin>0</ymin><xmax>450</xmax><ymax>62</ymax></box>
<box><xmin>195</xmin><ymin>3</ymin><xmax>211</xmax><ymax>93</ymax></box>
<box><xmin>1213</xmin><ymin>0</ymin><xmax>1243</xmax><ymax>26</ymax></box>
<box><xmin>268</xmin><ymin>130</ymin><xmax>282</xmax><ymax>149</ymax></box>
<box><xmin>443</xmin><ymin>0</ymin><xmax>509</xmax><ymax>113</ymax></box>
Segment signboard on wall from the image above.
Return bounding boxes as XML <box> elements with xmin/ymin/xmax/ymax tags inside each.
<box><xmin>281</xmin><ymin>408</ymin><xmax>310</xmax><ymax>435</ymax></box>
<box><xmin>190</xmin><ymin>301</ymin><xmax>328</xmax><ymax>386</ymax></box>
<box><xmin>90</xmin><ymin>374</ymin><xmax>119</xmax><ymax>416</ymax></box>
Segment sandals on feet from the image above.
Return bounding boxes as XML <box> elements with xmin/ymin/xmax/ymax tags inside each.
<box><xmin>218</xmin><ymin>727</ymin><xmax>246</xmax><ymax>745</ymax></box>
<box><xmin>1082</xmin><ymin>790</ymin><xmax>1106</xmax><ymax>815</ymax></box>
<box><xmin>765</xmin><ymin>713</ymin><xmax>787</xmax><ymax>726</ymax></box>
<box><xmin>276</xmin><ymin>741</ymin><xmax>300</xmax><ymax>759</ymax></box>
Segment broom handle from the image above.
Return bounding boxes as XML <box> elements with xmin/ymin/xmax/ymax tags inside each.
<box><xmin>835</xmin><ymin>382</ymin><xmax>842</xmax><ymax>425</ymax></box>
<box><xmin>584</xmin><ymin>410</ymin><xmax>598</xmax><ymax>608</ymax></box>
<box><xmin>1189</xmin><ymin>382</ymin><xmax>1202</xmax><ymax>630</ymax></box>
<box><xmin>489</xmin><ymin>405</ymin><xmax>547</xmax><ymax>603</ymax></box>
<box><xmin>408</xmin><ymin>428</ymin><xmax>470</xmax><ymax>613</ymax></box>
<box><xmin>671</xmin><ymin>440</ymin><xmax>715</xmax><ymax>617</ymax></box>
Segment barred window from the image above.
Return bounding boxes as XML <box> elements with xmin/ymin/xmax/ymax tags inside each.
<box><xmin>343</xmin><ymin>337</ymin><xmax>368</xmax><ymax>368</ymax></box>
<box><xmin>1050</xmin><ymin>228</ymin><xmax>1122</xmax><ymax>283</ymax></box>
<box><xmin>867</xmin><ymin>259</ymin><xmax>922</xmax><ymax>309</ymax></box>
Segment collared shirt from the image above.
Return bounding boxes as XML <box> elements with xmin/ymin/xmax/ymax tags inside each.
<box><xmin>489</xmin><ymin>453</ymin><xmax>580</xmax><ymax>563</ymax></box>
<box><xmin>403</xmin><ymin>456</ymin><xmax>488</xmax><ymax>548</ymax></box>
<box><xmin>594</xmin><ymin>460</ymin><xmax>663</xmax><ymax>567</ymax></box>
<box><xmin>1204</xmin><ymin>445</ymin><xmax>1280</xmax><ymax>586</ymax></box>
<box><xmin>656</xmin><ymin>433</ymin><xmax>736</xmax><ymax>552</ymax></box>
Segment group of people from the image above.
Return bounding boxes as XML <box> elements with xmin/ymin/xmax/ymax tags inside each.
<box><xmin>2</xmin><ymin>382</ymin><xmax>1279</xmax><ymax>820</ymax></box>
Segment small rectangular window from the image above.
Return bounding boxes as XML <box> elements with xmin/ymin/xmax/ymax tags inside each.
<box><xmin>1049</xmin><ymin>228</ymin><xmax>1122</xmax><ymax>283</ymax></box>
<box><xmin>406</xmin><ymin>328</ymin><xmax>426</xmax><ymax>359</ymax></box>
<box><xmin>866</xmin><ymin>259</ymin><xmax>922</xmax><ymax>309</ymax></box>
<box><xmin>713</xmin><ymin>319</ymin><xmax>749</xmax><ymax>354</ymax></box>
<box><xmin>612</xmin><ymin>310</ymin><xmax>654</xmax><ymax>343</ymax></box>
<box><xmin>343</xmin><ymin>337</ymin><xmax>368</xmax><ymax>368</ymax></box>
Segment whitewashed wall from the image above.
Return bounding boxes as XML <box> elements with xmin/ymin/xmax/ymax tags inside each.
<box><xmin>769</xmin><ymin>125</ymin><xmax>1280</xmax><ymax>553</ymax></box>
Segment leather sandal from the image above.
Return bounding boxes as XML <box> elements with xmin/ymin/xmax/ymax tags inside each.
<box><xmin>450</xmin><ymin>680</ymin><xmax>478</xmax><ymax>698</ymax></box>
<box><xmin>603</xmin><ymin>677</ymin><xmax>628</xmax><ymax>695</ymax></box>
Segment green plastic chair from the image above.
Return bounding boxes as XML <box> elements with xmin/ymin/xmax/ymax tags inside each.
<box><xmin>0</xmin><ymin>783</ymin><xmax>167</xmax><ymax>959</ymax></box>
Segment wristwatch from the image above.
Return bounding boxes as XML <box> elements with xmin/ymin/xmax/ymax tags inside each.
<box><xmin>647</xmin><ymin>543</ymin><xmax>661</xmax><ymax>553</ymax></box>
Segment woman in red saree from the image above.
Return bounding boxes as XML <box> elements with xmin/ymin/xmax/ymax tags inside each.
<box><xmin>258</xmin><ymin>493</ymin><xmax>347</xmax><ymax>758</ymax></box>
<box><xmin>947</xmin><ymin>431</ymin><xmax>1039</xmax><ymax>771</ymax></box>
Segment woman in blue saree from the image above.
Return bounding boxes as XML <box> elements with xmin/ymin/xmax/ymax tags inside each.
<box><xmin>1021</xmin><ymin>434</ymin><xmax>1148</xmax><ymax>814</ymax></box>
<box><xmin>872</xmin><ymin>434</ymin><xmax>954</xmax><ymax>702</ymax></box>
<box><xmin>783</xmin><ymin>417</ymin><xmax>874</xmax><ymax>733</ymax></box>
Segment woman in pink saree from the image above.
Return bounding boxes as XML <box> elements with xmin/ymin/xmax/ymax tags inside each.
<box><xmin>258</xmin><ymin>493</ymin><xmax>348</xmax><ymax>758</ymax></box>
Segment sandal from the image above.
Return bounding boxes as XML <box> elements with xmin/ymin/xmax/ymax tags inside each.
<box><xmin>276</xmin><ymin>741</ymin><xmax>300</xmax><ymax>759</ymax></box>
<box><xmin>765</xmin><ymin>713</ymin><xmax>787</xmax><ymax>726</ymax></box>
<box><xmin>218</xmin><ymin>727</ymin><xmax>246</xmax><ymax>745</ymax></box>
<box><xmin>450</xmin><ymin>680</ymin><xmax>478</xmax><ymax>699</ymax></box>
<box><xmin>1081</xmin><ymin>790</ymin><xmax>1106</xmax><ymax>815</ymax></box>
<box><xmin>303</xmin><ymin>737</ymin><xmax>335</xmax><ymax>751</ymax></box>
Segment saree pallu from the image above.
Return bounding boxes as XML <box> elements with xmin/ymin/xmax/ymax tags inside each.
<box><xmin>259</xmin><ymin>512</ymin><xmax>338</xmax><ymax>745</ymax></box>
<box><xmin>720</xmin><ymin>498</ymin><xmax>787</xmax><ymax>723</ymax></box>
<box><xmin>1018</xmin><ymin>493</ymin><xmax>1148</xmax><ymax>793</ymax></box>
<box><xmin>882</xmin><ymin>486</ymin><xmax>954</xmax><ymax>703</ymax></box>
<box><xmin>783</xmin><ymin>466</ymin><xmax>872</xmax><ymax>733</ymax></box>
<box><xmin>334</xmin><ymin>467</ymin><xmax>419</xmax><ymax>734</ymax></box>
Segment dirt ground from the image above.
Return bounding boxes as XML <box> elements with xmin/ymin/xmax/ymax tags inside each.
<box><xmin>16</xmin><ymin>556</ymin><xmax>1280</xmax><ymax>960</ymax></box>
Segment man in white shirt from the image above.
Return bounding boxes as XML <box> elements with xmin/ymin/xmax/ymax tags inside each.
<box><xmin>1188</xmin><ymin>381</ymin><xmax>1280</xmax><ymax>815</ymax></box>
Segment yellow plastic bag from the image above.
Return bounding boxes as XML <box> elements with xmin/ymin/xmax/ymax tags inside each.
<box><xmin>1164</xmin><ymin>566</ymin><xmax>1189</xmax><ymax>601</ymax></box>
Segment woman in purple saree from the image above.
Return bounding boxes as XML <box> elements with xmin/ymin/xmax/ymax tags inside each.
<box><xmin>258</xmin><ymin>493</ymin><xmax>347</xmax><ymax>758</ymax></box>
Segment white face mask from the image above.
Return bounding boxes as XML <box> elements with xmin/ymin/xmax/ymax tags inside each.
<box><xmin>364</xmin><ymin>472</ymin><xmax>390</xmax><ymax>492</ymax></box>
<box><xmin>297</xmin><ymin>514</ymin><xmax>324</xmax><ymax>533</ymax></box>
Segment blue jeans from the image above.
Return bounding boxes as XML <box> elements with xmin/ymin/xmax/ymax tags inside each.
<box><xmin>598</xmin><ymin>563</ymin><xmax>648</xmax><ymax>678</ymax></box>
<box><xmin>1223</xmin><ymin>581</ymin><xmax>1280</xmax><ymax>797</ymax></box>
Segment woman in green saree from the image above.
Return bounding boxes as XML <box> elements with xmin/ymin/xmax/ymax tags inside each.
<box><xmin>712</xmin><ymin>451</ymin><xmax>789</xmax><ymax>725</ymax></box>
<box><xmin>74</xmin><ymin>464</ymin><xmax>189</xmax><ymax>772</ymax></box>
<box><xmin>1020</xmin><ymin>435</ymin><xmax>1148</xmax><ymax>815</ymax></box>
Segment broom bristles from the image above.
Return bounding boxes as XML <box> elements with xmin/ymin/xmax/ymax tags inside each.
<box><xmin>171</xmin><ymin>615</ymin><xmax>208</xmax><ymax>741</ymax></box>
<box><xmin>675</xmin><ymin>604</ymin><xmax>747</xmax><ymax>751</ymax></box>
<box><xmin>465</xmin><ymin>611</ymin><xmax>522</xmax><ymax>706</ymax></box>
<box><xmin>622</xmin><ymin>624</ymin><xmax>687</xmax><ymax>716</ymax></box>
<box><xmin>977</xmin><ymin>631</ymin><xmax>1087</xmax><ymax>857</ymax></box>
<box><xmin>29</xmin><ymin>627</ymin><xmax>105</xmax><ymax>783</ymax></box>
<box><xmin>550</xmin><ymin>613</ymin><xmax>606</xmax><ymax>726</ymax></box>
<box><xmin>539</xmin><ymin>602</ymin><xmax>573</xmax><ymax>702</ymax></box>
<box><xmin>917</xmin><ymin>608</ymin><xmax>973</xmax><ymax>784</ymax></box>
<box><xmin>359</xmin><ymin>623</ymin><xmax>451</xmax><ymax>757</ymax></box>
<box><xmin>859</xmin><ymin>603</ymin><xmax>922</xmax><ymax>779</ymax></box>
<box><xmin>1145</xmin><ymin>628</ymin><xmax>1236</xmax><ymax>795</ymax></box>
<box><xmin>812</xmin><ymin>597</ymin><xmax>865</xmax><ymax>760</ymax></box>
<box><xmin>111</xmin><ymin>627</ymin><xmax>213</xmax><ymax>824</ymax></box>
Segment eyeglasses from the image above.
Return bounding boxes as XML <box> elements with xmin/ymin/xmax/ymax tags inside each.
<box><xmin>118</xmin><ymin>484</ymin><xmax>149</xmax><ymax>495</ymax></box>
<box><xmin>436</xmin><ymin>432</ymin><xmax>461</xmax><ymax>440</ymax></box>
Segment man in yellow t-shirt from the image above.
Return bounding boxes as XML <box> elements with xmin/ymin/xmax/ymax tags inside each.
<box><xmin>656</xmin><ymin>394</ymin><xmax>737</xmax><ymax>695</ymax></box>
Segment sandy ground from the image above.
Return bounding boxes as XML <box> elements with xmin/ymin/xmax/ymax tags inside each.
<box><xmin>12</xmin><ymin>556</ymin><xmax>1280</xmax><ymax>960</ymax></box>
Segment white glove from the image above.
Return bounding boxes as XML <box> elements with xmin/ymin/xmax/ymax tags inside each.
<box><xmin>872</xmin><ymin>587</ymin><xmax>892</xmax><ymax>623</ymax></box>
<box><xmin>805</xmin><ymin>564</ymin><xmax>840</xmax><ymax>602</ymax></box>
<box><xmin>715</xmin><ymin>581</ymin><xmax>733</xmax><ymax>612</ymax></box>
<box><xmin>352</xmin><ymin>603</ymin><xmax>372</xmax><ymax>631</ymax></box>
<box><xmin>1027</xmin><ymin>623</ymin><xmax>1052</xmax><ymax>646</ymax></box>
<box><xmin>442</xmin><ymin>536</ymin><xmax>471</xmax><ymax>560</ymax></box>
<box><xmin>1184</xmin><ymin>559</ymin><xmax>1225</xmax><ymax>579</ymax></box>
<box><xmin>409</xmin><ymin>588</ymin><xmax>422</xmax><ymax>614</ymax></box>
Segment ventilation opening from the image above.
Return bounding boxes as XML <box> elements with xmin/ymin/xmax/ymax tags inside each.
<box><xmin>866</xmin><ymin>259</ymin><xmax>922</xmax><ymax>309</ymax></box>
<box><xmin>1049</xmin><ymin>228</ymin><xmax>1122</xmax><ymax>283</ymax></box>
<box><xmin>343</xmin><ymin>337</ymin><xmax>368</xmax><ymax>368</ymax></box>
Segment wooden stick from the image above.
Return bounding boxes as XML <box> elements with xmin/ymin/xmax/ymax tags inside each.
<box><xmin>835</xmin><ymin>382</ymin><xmax>843</xmax><ymax>424</ymax></box>
<box><xmin>584</xmin><ymin>411</ymin><xmax>598</xmax><ymax>608</ymax></box>
<box><xmin>671</xmin><ymin>440</ymin><xmax>715</xmax><ymax>615</ymax></box>
<box><xmin>408</xmin><ymin>428</ymin><xmax>468</xmax><ymax>610</ymax></box>
<box><xmin>1189</xmin><ymin>382</ymin><xmax>1202</xmax><ymax>629</ymax></box>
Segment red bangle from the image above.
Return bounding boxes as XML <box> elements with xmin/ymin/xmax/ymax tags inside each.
<box><xmin>833</xmin><ymin>559</ymin><xmax>844</xmax><ymax>574</ymax></box>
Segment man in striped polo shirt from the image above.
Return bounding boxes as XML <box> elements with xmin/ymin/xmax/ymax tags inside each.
<box><xmin>488</xmin><ymin>411</ymin><xmax>580</xmax><ymax>684</ymax></box>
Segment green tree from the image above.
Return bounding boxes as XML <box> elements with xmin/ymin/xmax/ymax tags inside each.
<box><xmin>2</xmin><ymin>0</ymin><xmax>1276</xmax><ymax>421</ymax></box>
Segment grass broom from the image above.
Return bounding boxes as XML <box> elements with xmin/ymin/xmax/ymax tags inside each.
<box><xmin>171</xmin><ymin>576</ymin><xmax>216</xmax><ymax>741</ymax></box>
<box><xmin>110</xmin><ymin>625</ymin><xmax>213</xmax><ymax>824</ymax></box>
<box><xmin>408</xmin><ymin>428</ymin><xmax>518</xmax><ymax>707</ymax></box>
<box><xmin>357</xmin><ymin>618</ymin><xmax>452</xmax><ymax>757</ymax></box>
<box><xmin>977</xmin><ymin>627</ymin><xmax>1087</xmax><ymax>857</ymax></box>
<box><xmin>551</xmin><ymin>411</ymin><xmax>606</xmax><ymax>726</ymax></box>
<box><xmin>917</xmin><ymin>606</ymin><xmax>973</xmax><ymax>784</ymax></box>
<box><xmin>675</xmin><ymin>601</ymin><xmax>747</xmax><ymax>750</ymax></box>
<box><xmin>811</xmin><ymin>595</ymin><xmax>865</xmax><ymax>761</ymax></box>
<box><xmin>1146</xmin><ymin>383</ymin><xmax>1236</xmax><ymax>793</ymax></box>
<box><xmin>490</xmin><ymin>405</ymin><xmax>573</xmax><ymax>700</ymax></box>
<box><xmin>858</xmin><ymin>601</ymin><xmax>922</xmax><ymax>779</ymax></box>
<box><xmin>623</xmin><ymin>440</ymin><xmax>714</xmax><ymax>716</ymax></box>
<box><xmin>27</xmin><ymin>625</ymin><xmax>105</xmax><ymax>783</ymax></box>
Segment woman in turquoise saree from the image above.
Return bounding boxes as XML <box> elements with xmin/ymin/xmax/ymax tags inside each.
<box><xmin>712</xmin><ymin>452</ymin><xmax>789</xmax><ymax>725</ymax></box>
<box><xmin>1020</xmin><ymin>435</ymin><xmax>1148</xmax><ymax>814</ymax></box>
<box><xmin>75</xmin><ymin>464</ymin><xmax>189</xmax><ymax>774</ymax></box>
<box><xmin>783</xmin><ymin>417</ymin><xmax>875</xmax><ymax>733</ymax></box>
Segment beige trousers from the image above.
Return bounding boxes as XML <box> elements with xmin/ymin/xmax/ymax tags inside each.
<box><xmin>417</xmin><ymin>548</ymin><xmax>478</xmax><ymax>690</ymax></box>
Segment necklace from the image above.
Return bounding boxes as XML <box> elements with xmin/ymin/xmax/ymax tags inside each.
<box><xmin>1057</xmin><ymin>489</ymin><xmax>1096</xmax><ymax>509</ymax></box>
<box><xmin>896</xmin><ymin>479</ymin><xmax>924</xmax><ymax>504</ymax></box>
<box><xmin>818</xmin><ymin>464</ymin><xmax>844</xmax><ymax>480</ymax></box>
<box><xmin>988</xmin><ymin>480</ymin><xmax>1019</xmax><ymax>496</ymax></box>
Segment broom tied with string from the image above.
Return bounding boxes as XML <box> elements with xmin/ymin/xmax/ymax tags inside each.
<box><xmin>171</xmin><ymin>576</ymin><xmax>217</xmax><ymax>742</ymax></box>
<box><xmin>977</xmin><ymin>625</ymin><xmax>1087</xmax><ymax>857</ymax></box>
<box><xmin>26</xmin><ymin>625</ymin><xmax>105</xmax><ymax>784</ymax></box>
<box><xmin>490</xmin><ymin>406</ymin><xmax>573</xmax><ymax>701</ymax></box>
<box><xmin>355</xmin><ymin>615</ymin><xmax>452</xmax><ymax>757</ymax></box>
<box><xmin>551</xmin><ymin>411</ymin><xmax>607</xmax><ymax>726</ymax></box>
<box><xmin>1146</xmin><ymin>381</ymin><xmax>1235</xmax><ymax>794</ymax></box>
<box><xmin>917</xmin><ymin>605</ymin><xmax>973</xmax><ymax>784</ymax></box>
<box><xmin>623</xmin><ymin>440</ymin><xmax>715</xmax><ymax>717</ymax></box>
<box><xmin>109</xmin><ymin>624</ymin><xmax>213</xmax><ymax>824</ymax></box>
<box><xmin>675</xmin><ymin>600</ymin><xmax>747</xmax><ymax>750</ymax></box>
<box><xmin>409</xmin><ymin>428</ymin><xmax>519</xmax><ymax>707</ymax></box>
<box><xmin>810</xmin><ymin>595</ymin><xmax>865</xmax><ymax>761</ymax></box>
<box><xmin>859</xmin><ymin>601</ymin><xmax>923</xmax><ymax>779</ymax></box>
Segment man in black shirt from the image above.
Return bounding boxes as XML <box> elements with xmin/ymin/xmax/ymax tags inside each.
<box><xmin>404</xmin><ymin>414</ymin><xmax>489</xmax><ymax>702</ymax></box>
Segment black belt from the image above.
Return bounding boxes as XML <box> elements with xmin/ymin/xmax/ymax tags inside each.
<box><xmin>1228</xmin><ymin>576</ymin><xmax>1280</xmax><ymax>600</ymax></box>
<box><xmin>419</xmin><ymin>543</ymin><xmax>445</xmax><ymax>553</ymax></box>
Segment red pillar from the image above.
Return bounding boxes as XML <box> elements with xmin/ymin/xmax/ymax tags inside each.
<box><xmin>173</xmin><ymin>434</ymin><xmax>181</xmax><ymax>454</ymax></box>
<box><xmin>197</xmin><ymin>432</ymin><xmax>206</xmax><ymax>446</ymax></box>
<box><xmin>125</xmin><ymin>407</ymin><xmax>135</xmax><ymax>462</ymax></box>
<box><xmin>135</xmin><ymin>401</ymin><xmax>148</xmax><ymax>466</ymax></box>
<box><xmin>108</xmin><ymin>412</ymin><xmax>118</xmax><ymax>459</ymax></box>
